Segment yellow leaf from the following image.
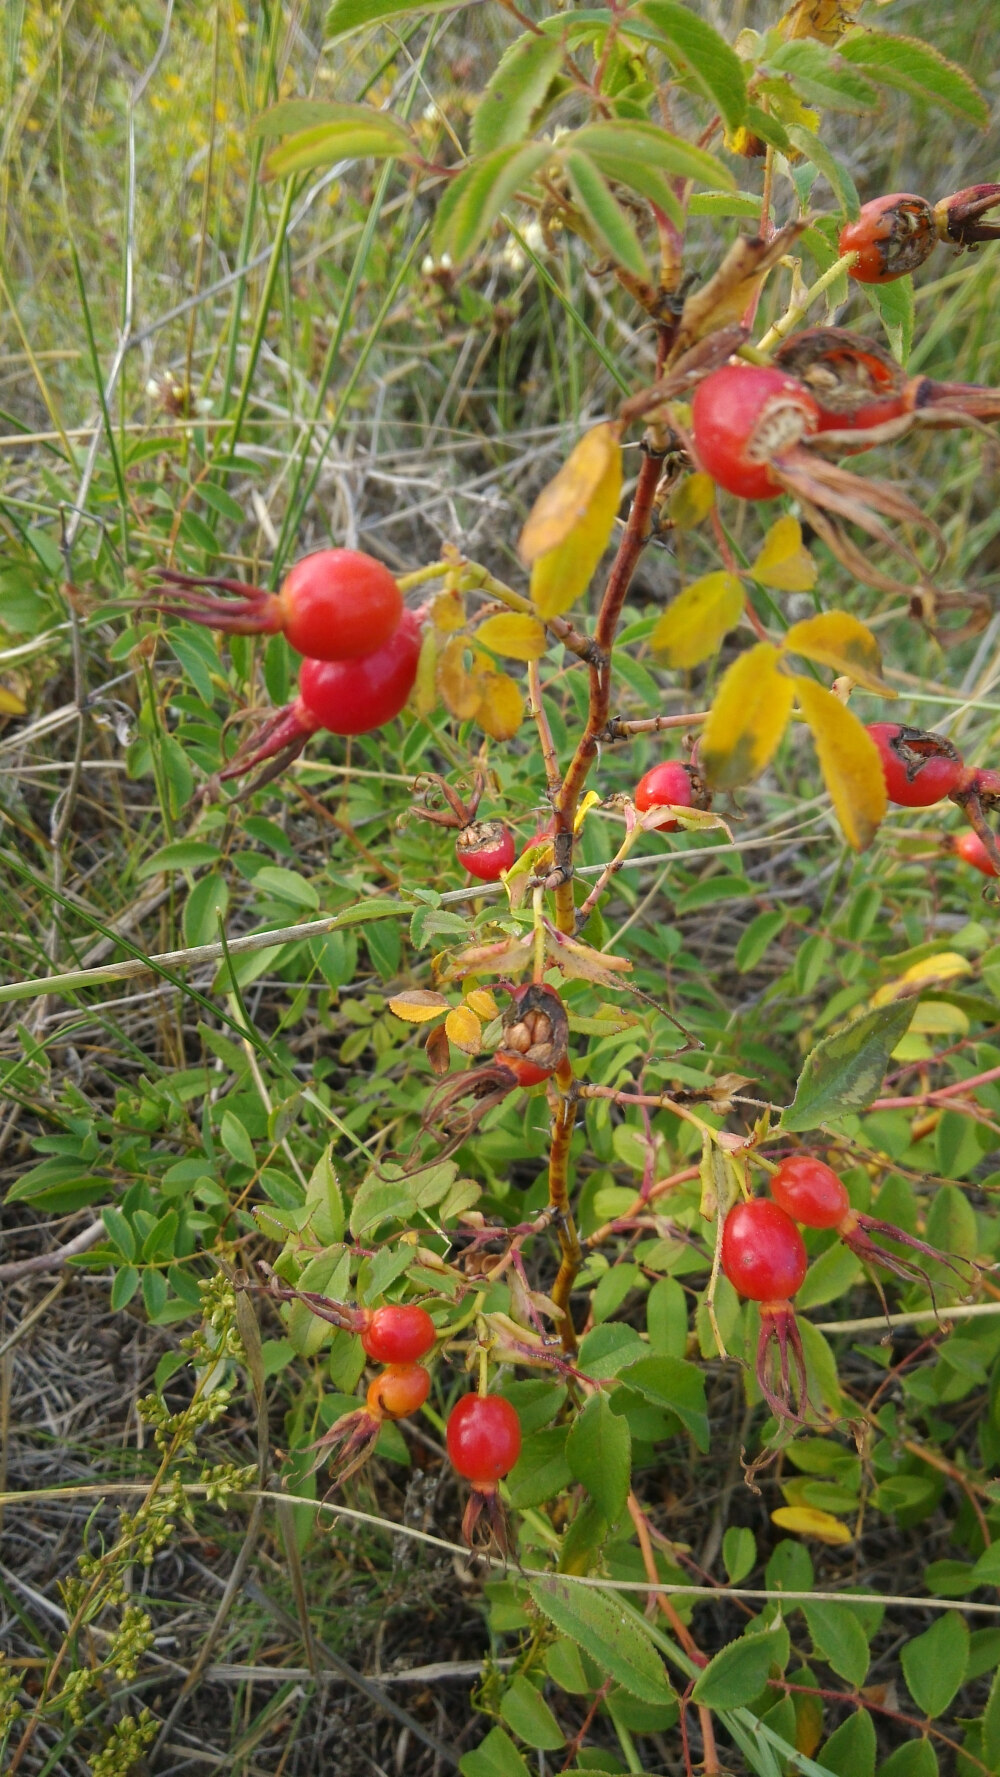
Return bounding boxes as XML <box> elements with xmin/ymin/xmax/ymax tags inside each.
<box><xmin>750</xmin><ymin>515</ymin><xmax>817</xmax><ymax>592</ymax></box>
<box><xmin>574</xmin><ymin>790</ymin><xmax>602</xmax><ymax>833</ymax></box>
<box><xmin>431</xmin><ymin>591</ymin><xmax>466</xmax><ymax>632</ymax></box>
<box><xmin>475</xmin><ymin>670</ymin><xmax>524</xmax><ymax>740</ymax></box>
<box><xmin>771</xmin><ymin>1505</ymin><xmax>853</xmax><ymax>1546</ymax></box>
<box><xmin>908</xmin><ymin>1001</ymin><xmax>969</xmax><ymax>1036</ymax></box>
<box><xmin>667</xmin><ymin>472</ymin><xmax>715</xmax><ymax>530</ymax></box>
<box><xmin>0</xmin><ymin>686</ymin><xmax>26</xmax><ymax>716</ymax></box>
<box><xmin>783</xmin><ymin>611</ymin><xmax>888</xmax><ymax>693</ymax></box>
<box><xmin>794</xmin><ymin>676</ymin><xmax>887</xmax><ymax>852</ymax></box>
<box><xmin>445</xmin><ymin>1005</ymin><xmax>482</xmax><ymax>1054</ymax></box>
<box><xmin>475</xmin><ymin>613</ymin><xmax>548</xmax><ymax>661</ymax></box>
<box><xmin>524</xmin><ymin>426</ymin><xmax>623</xmax><ymax>620</ymax></box>
<box><xmin>519</xmin><ymin>422</ymin><xmax>623</xmax><ymax>563</ymax></box>
<box><xmin>779</xmin><ymin>0</ymin><xmax>863</xmax><ymax>44</ymax></box>
<box><xmin>413</xmin><ymin>627</ymin><xmax>439</xmax><ymax>717</ymax></box>
<box><xmin>871</xmin><ymin>952</ymin><xmax>972</xmax><ymax>1006</ymax></box>
<box><xmin>701</xmin><ymin>643</ymin><xmax>794</xmax><ymax>791</ymax></box>
<box><xmin>650</xmin><ymin>571</ymin><xmax>744</xmax><ymax>669</ymax></box>
<box><xmin>466</xmin><ymin>989</ymin><xmax>499</xmax><ymax>1020</ymax></box>
<box><xmin>388</xmin><ymin>990</ymin><xmax>449</xmax><ymax>1023</ymax></box>
<box><xmin>436</xmin><ymin>637</ymin><xmax>487</xmax><ymax>720</ymax></box>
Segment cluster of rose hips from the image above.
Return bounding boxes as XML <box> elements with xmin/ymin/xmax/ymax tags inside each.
<box><xmin>839</xmin><ymin>185</ymin><xmax>1000</xmax><ymax>286</ymax></box>
<box><xmin>299</xmin><ymin>1298</ymin><xmax>521</xmax><ymax>1543</ymax></box>
<box><xmin>150</xmin><ymin>548</ymin><xmax>422</xmax><ymax>784</ymax></box>
<box><xmin>867</xmin><ymin>722</ymin><xmax>1000</xmax><ymax>874</ymax></box>
<box><xmin>721</xmin><ymin>1156</ymin><xmax>969</xmax><ymax>1422</ymax></box>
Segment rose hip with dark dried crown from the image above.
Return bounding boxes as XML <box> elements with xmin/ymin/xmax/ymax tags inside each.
<box><xmin>456</xmin><ymin>820</ymin><xmax>516</xmax><ymax>882</ymax></box>
<box><xmin>866</xmin><ymin>723</ymin><xmax>968</xmax><ymax>807</ymax></box>
<box><xmin>151</xmin><ymin>547</ymin><xmax>403</xmax><ymax>661</ymax></box>
<box><xmin>495</xmin><ymin>981</ymin><xmax>568</xmax><ymax>1087</ymax></box>
<box><xmin>690</xmin><ymin>364</ymin><xmax>820</xmax><ymax>501</ymax></box>
<box><xmin>366</xmin><ymin>1362</ymin><xmax>431</xmax><ymax>1420</ymax></box>
<box><xmin>635</xmin><ymin>761</ymin><xmax>710</xmax><ymax>831</ymax></box>
<box><xmin>360</xmin><ymin>1304</ymin><xmax>436</xmax><ymax>1365</ymax></box>
<box><xmin>839</xmin><ymin>193</ymin><xmax>936</xmax><ymax>284</ymax></box>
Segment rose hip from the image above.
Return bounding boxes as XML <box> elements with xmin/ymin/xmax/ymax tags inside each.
<box><xmin>691</xmin><ymin>364</ymin><xmax>820</xmax><ymax>501</ymax></box>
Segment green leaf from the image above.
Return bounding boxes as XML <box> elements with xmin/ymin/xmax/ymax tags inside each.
<box><xmin>765</xmin><ymin>41</ymin><xmax>878</xmax><ymax>114</ymax></box>
<box><xmin>349</xmin><ymin>1169</ymin><xmax>415</xmax><ymax>1238</ymax></box>
<box><xmin>571</xmin><ymin>120</ymin><xmax>734</xmax><ymax>192</ymax></box>
<box><xmin>839</xmin><ymin>30</ymin><xmax>988</xmax><ymax>127</ymax></box>
<box><xmin>459</xmin><ymin>1725</ymin><xmax>531</xmax><ymax>1777</ymax></box>
<box><xmin>303</xmin><ymin>1143</ymin><xmax>344</xmax><ymax>1246</ymax></box>
<box><xmin>901</xmin><ymin>1611</ymin><xmax>969</xmax><ymax>1717</ymax></box>
<box><xmin>795</xmin><ymin>1241</ymin><xmax>862</xmax><ymax>1312</ymax></box>
<box><xmin>328</xmin><ymin>0</ymin><xmax>467</xmax><ymax>35</ymax></box>
<box><xmin>528</xmin><ymin>1577</ymin><xmax>674</xmax><ymax>1704</ymax></box>
<box><xmin>184</xmin><ymin>872</ymin><xmax>229</xmax><ymax>948</ymax></box>
<box><xmin>862</xmin><ymin>276</ymin><xmax>915</xmax><ymax>366</ymax></box>
<box><xmin>102</xmin><ymin>1207</ymin><xmax>135</xmax><ymax>1262</ymax></box>
<box><xmin>220</xmin><ymin>1109</ymin><xmax>255</xmax><ymax>1170</ymax></box>
<box><xmin>723</xmin><ymin>1526</ymin><xmax>756</xmax><ymax>1585</ymax></box>
<box><xmin>802</xmin><ymin>1599</ymin><xmax>870</xmax><ymax>1687</ymax></box>
<box><xmin>136</xmin><ymin>840</ymin><xmax>221</xmax><ymax>881</ymax></box>
<box><xmin>785</xmin><ymin>126</ymin><xmax>859</xmax><ymax>220</ymax></box>
<box><xmin>620</xmin><ymin>1354</ymin><xmax>710</xmax><ymax>1450</ymax></box>
<box><xmin>110</xmin><ymin>1265</ymin><xmax>140</xmax><ymax>1310</ymax></box>
<box><xmin>984</xmin><ymin>1663</ymin><xmax>1000</xmax><ymax>1766</ymax></box>
<box><xmin>506</xmin><ymin>1426</ymin><xmax>573</xmax><ymax>1509</ymax></box>
<box><xmin>925</xmin><ymin>1183</ymin><xmax>978</xmax><ymax>1264</ymax></box>
<box><xmin>433</xmin><ymin>141</ymin><xmax>549</xmax><ymax>266</ymax></box>
<box><xmin>471</xmin><ymin>34</ymin><xmax>564</xmax><ymax>155</ymax></box>
<box><xmin>565</xmin><ymin>1392</ymin><xmax>631</xmax><ymax>1524</ymax></box>
<box><xmin>692</xmin><ymin>1622</ymin><xmax>788</xmax><ymax>1707</ymax></box>
<box><xmin>781</xmin><ymin>1001</ymin><xmax>915</xmax><ymax>1132</ymax></box>
<box><xmin>817</xmin><ymin>1708</ymin><xmax>876</xmax><ymax>1777</ymax></box>
<box><xmin>499</xmin><ymin>1674</ymin><xmax>565</xmax><ymax>1751</ymax></box>
<box><xmin>878</xmin><ymin>1740</ymin><xmax>939</xmax><ymax>1776</ymax></box>
<box><xmin>634</xmin><ymin>0</ymin><xmax>747</xmax><ymax>129</ymax></box>
<box><xmin>287</xmin><ymin>1249</ymin><xmax>351</xmax><ymax>1357</ymax></box>
<box><xmin>261</xmin><ymin>106</ymin><xmax>412</xmax><ymax>179</ymax></box>
<box><xmin>563</xmin><ymin>152</ymin><xmax>647</xmax><ymax>280</ymax></box>
<box><xmin>736</xmin><ymin>910</ymin><xmax>786</xmax><ymax>973</ymax></box>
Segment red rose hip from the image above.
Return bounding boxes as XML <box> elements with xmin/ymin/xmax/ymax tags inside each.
<box><xmin>456</xmin><ymin>820</ymin><xmax>516</xmax><ymax>882</ymax></box>
<box><xmin>447</xmin><ymin>1393</ymin><xmax>522</xmax><ymax>1485</ymax></box>
<box><xmin>770</xmin><ymin>1156</ymin><xmax>850</xmax><ymax>1230</ymax></box>
<box><xmin>635</xmin><ymin>761</ymin><xmax>709</xmax><ymax>831</ymax></box>
<box><xmin>297</xmin><ymin>609</ymin><xmax>421</xmax><ymax>735</ymax></box>
<box><xmin>952</xmin><ymin>830</ymin><xmax>999</xmax><ymax>877</ymax></box>
<box><xmin>151</xmin><ymin>547</ymin><xmax>403</xmax><ymax>661</ymax></box>
<box><xmin>691</xmin><ymin>364</ymin><xmax>820</xmax><ymax>501</ymax></box>
<box><xmin>366</xmin><ymin>1362</ymin><xmax>431</xmax><ymax>1421</ymax></box>
<box><xmin>866</xmin><ymin>722</ymin><xmax>968</xmax><ymax>807</ymax></box>
<box><xmin>721</xmin><ymin>1199</ymin><xmax>807</xmax><ymax>1304</ymax></box>
<box><xmin>361</xmin><ymin>1304</ymin><xmax>436</xmax><ymax>1365</ymax></box>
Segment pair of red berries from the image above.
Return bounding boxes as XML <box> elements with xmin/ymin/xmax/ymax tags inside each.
<box><xmin>457</xmin><ymin>762</ymin><xmax>704</xmax><ymax>887</ymax></box>
<box><xmin>151</xmin><ymin>550</ymin><xmax>422</xmax><ymax>777</ymax></box>
<box><xmin>839</xmin><ymin>185</ymin><xmax>1000</xmax><ymax>285</ymax></box>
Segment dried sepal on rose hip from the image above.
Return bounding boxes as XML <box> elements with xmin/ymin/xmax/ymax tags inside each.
<box><xmin>687</xmin><ymin>363</ymin><xmax>941</xmax><ymax>596</ymax></box>
<box><xmin>455</xmin><ymin>820</ymin><xmax>516</xmax><ymax>882</ymax></box>
<box><xmin>309</xmin><ymin>1361</ymin><xmax>431</xmax><ymax>1485</ymax></box>
<box><xmin>770</xmin><ymin>1154</ymin><xmax>976</xmax><ymax>1298</ymax></box>
<box><xmin>447</xmin><ymin>1392</ymin><xmax>522</xmax><ymax>1551</ymax></box>
<box><xmin>721</xmin><ymin>1198</ymin><xmax>809</xmax><ymax>1424</ymax></box>
<box><xmin>773</xmin><ymin>326</ymin><xmax>1000</xmax><ymax>448</ymax></box>
<box><xmin>495</xmin><ymin>981</ymin><xmax>569</xmax><ymax>1087</ymax></box>
<box><xmin>150</xmin><ymin>548</ymin><xmax>403</xmax><ymax>661</ymax></box>
<box><xmin>209</xmin><ymin>610</ymin><xmax>422</xmax><ymax>792</ymax></box>
<box><xmin>634</xmin><ymin>760</ymin><xmax>711</xmax><ymax>831</ymax></box>
<box><xmin>839</xmin><ymin>193</ymin><xmax>937</xmax><ymax>284</ymax></box>
<box><xmin>867</xmin><ymin>725</ymin><xmax>1000</xmax><ymax>874</ymax></box>
<box><xmin>933</xmin><ymin>184</ymin><xmax>1000</xmax><ymax>249</ymax></box>
<box><xmin>419</xmin><ymin>981</ymin><xmax>569</xmax><ymax>1154</ymax></box>
<box><xmin>246</xmin><ymin>1269</ymin><xmax>436</xmax><ymax>1361</ymax></box>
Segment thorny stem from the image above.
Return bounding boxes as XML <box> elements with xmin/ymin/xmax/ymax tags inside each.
<box><xmin>872</xmin><ymin>1061</ymin><xmax>1000</xmax><ymax>1111</ymax></box>
<box><xmin>600</xmin><ymin>710</ymin><xmax>709</xmax><ymax>744</ymax></box>
<box><xmin>574</xmin><ymin>818</ymin><xmax>645</xmax><ymax>927</ymax></box>
<box><xmin>528</xmin><ymin>658</ymin><xmax>561</xmax><ymax>800</ymax></box>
